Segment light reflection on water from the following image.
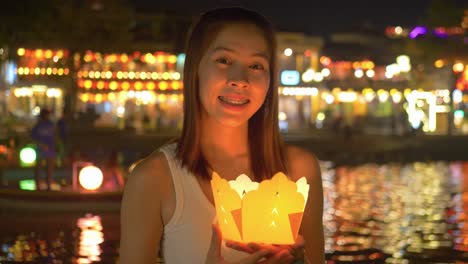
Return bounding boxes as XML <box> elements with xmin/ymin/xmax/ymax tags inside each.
<box><xmin>322</xmin><ymin>161</ymin><xmax>468</xmax><ymax>263</ymax></box>
<box><xmin>1</xmin><ymin>161</ymin><xmax>467</xmax><ymax>263</ymax></box>
<box><xmin>0</xmin><ymin>213</ymin><xmax>119</xmax><ymax>263</ymax></box>
<box><xmin>75</xmin><ymin>214</ymin><xmax>104</xmax><ymax>264</ymax></box>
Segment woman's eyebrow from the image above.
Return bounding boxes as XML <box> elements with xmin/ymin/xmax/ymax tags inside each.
<box><xmin>211</xmin><ymin>46</ymin><xmax>270</xmax><ymax>61</ymax></box>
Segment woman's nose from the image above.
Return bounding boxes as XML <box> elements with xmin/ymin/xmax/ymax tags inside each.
<box><xmin>228</xmin><ymin>65</ymin><xmax>249</xmax><ymax>88</ymax></box>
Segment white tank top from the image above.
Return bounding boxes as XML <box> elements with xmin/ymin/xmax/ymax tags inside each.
<box><xmin>160</xmin><ymin>143</ymin><xmax>249</xmax><ymax>264</ymax></box>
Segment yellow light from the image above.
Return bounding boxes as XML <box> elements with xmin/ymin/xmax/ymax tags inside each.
<box><xmin>158</xmin><ymin>94</ymin><xmax>167</xmax><ymax>102</ymax></box>
<box><xmin>45</xmin><ymin>49</ymin><xmax>53</xmax><ymax>59</ymax></box>
<box><xmin>35</xmin><ymin>49</ymin><xmax>43</xmax><ymax>59</ymax></box>
<box><xmin>171</xmin><ymin>81</ymin><xmax>180</xmax><ymax>90</ymax></box>
<box><xmin>81</xmin><ymin>93</ymin><xmax>89</xmax><ymax>102</ymax></box>
<box><xmin>146</xmin><ymin>82</ymin><xmax>155</xmax><ymax>90</ymax></box>
<box><xmin>134</xmin><ymin>81</ymin><xmax>143</xmax><ymax>90</ymax></box>
<box><xmin>122</xmin><ymin>82</ymin><xmax>130</xmax><ymax>90</ymax></box>
<box><xmin>168</xmin><ymin>55</ymin><xmax>177</xmax><ymax>64</ymax></box>
<box><xmin>157</xmin><ymin>54</ymin><xmax>165</xmax><ymax>63</ymax></box>
<box><xmin>144</xmin><ymin>53</ymin><xmax>155</xmax><ymax>64</ymax></box>
<box><xmin>84</xmin><ymin>80</ymin><xmax>92</xmax><ymax>89</ymax></box>
<box><xmin>58</xmin><ymin>68</ymin><xmax>64</xmax><ymax>75</ymax></box>
<box><xmin>79</xmin><ymin>166</ymin><xmax>103</xmax><ymax>191</ymax></box>
<box><xmin>17</xmin><ymin>48</ymin><xmax>25</xmax><ymax>56</ymax></box>
<box><xmin>95</xmin><ymin>94</ymin><xmax>103</xmax><ymax>103</ymax></box>
<box><xmin>17</xmin><ymin>67</ymin><xmax>24</xmax><ymax>75</ymax></box>
<box><xmin>97</xmin><ymin>81</ymin><xmax>105</xmax><ymax>90</ymax></box>
<box><xmin>109</xmin><ymin>81</ymin><xmax>118</xmax><ymax>90</ymax></box>
<box><xmin>56</xmin><ymin>50</ymin><xmax>64</xmax><ymax>58</ymax></box>
<box><xmin>117</xmin><ymin>71</ymin><xmax>124</xmax><ymax>79</ymax></box>
<box><xmin>434</xmin><ymin>59</ymin><xmax>445</xmax><ymax>68</ymax></box>
<box><xmin>211</xmin><ymin>172</ymin><xmax>309</xmax><ymax>244</ymax></box>
<box><xmin>453</xmin><ymin>63</ymin><xmax>465</xmax><ymax>73</ymax></box>
<box><xmin>352</xmin><ymin>61</ymin><xmax>361</xmax><ymax>69</ymax></box>
<box><xmin>170</xmin><ymin>94</ymin><xmax>179</xmax><ymax>102</ymax></box>
<box><xmin>108</xmin><ymin>93</ymin><xmax>116</xmax><ymax>101</ymax></box>
<box><xmin>162</xmin><ymin>72</ymin><xmax>170</xmax><ymax>80</ymax></box>
<box><xmin>120</xmin><ymin>54</ymin><xmax>128</xmax><ymax>62</ymax></box>
<box><xmin>159</xmin><ymin>81</ymin><xmax>168</xmax><ymax>90</ymax></box>
<box><xmin>84</xmin><ymin>54</ymin><xmax>93</xmax><ymax>62</ymax></box>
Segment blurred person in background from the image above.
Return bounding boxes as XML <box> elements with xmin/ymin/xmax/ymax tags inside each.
<box><xmin>31</xmin><ymin>108</ymin><xmax>57</xmax><ymax>191</ymax></box>
<box><xmin>56</xmin><ymin>108</ymin><xmax>71</xmax><ymax>167</ymax></box>
<box><xmin>120</xmin><ymin>7</ymin><xmax>324</xmax><ymax>264</ymax></box>
<box><xmin>101</xmin><ymin>150</ymin><xmax>125</xmax><ymax>191</ymax></box>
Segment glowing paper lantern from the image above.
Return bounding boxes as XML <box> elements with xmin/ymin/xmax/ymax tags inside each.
<box><xmin>20</xmin><ymin>146</ymin><xmax>36</xmax><ymax>165</ymax></box>
<box><xmin>79</xmin><ymin>166</ymin><xmax>103</xmax><ymax>190</ymax></box>
<box><xmin>211</xmin><ymin>172</ymin><xmax>309</xmax><ymax>245</ymax></box>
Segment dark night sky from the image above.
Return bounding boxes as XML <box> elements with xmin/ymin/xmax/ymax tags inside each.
<box><xmin>130</xmin><ymin>0</ymin><xmax>467</xmax><ymax>37</ymax></box>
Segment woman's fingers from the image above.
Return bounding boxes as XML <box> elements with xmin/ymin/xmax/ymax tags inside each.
<box><xmin>258</xmin><ymin>249</ymin><xmax>294</xmax><ymax>264</ymax></box>
<box><xmin>237</xmin><ymin>249</ymin><xmax>271</xmax><ymax>264</ymax></box>
<box><xmin>225</xmin><ymin>240</ymin><xmax>255</xmax><ymax>254</ymax></box>
<box><xmin>206</xmin><ymin>224</ymin><xmax>223</xmax><ymax>264</ymax></box>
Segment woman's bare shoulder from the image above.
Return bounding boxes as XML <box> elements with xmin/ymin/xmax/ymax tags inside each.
<box><xmin>120</xmin><ymin>148</ymin><xmax>171</xmax><ymax>263</ymax></box>
<box><xmin>123</xmin><ymin>148</ymin><xmax>171</xmax><ymax>197</ymax></box>
<box><xmin>284</xmin><ymin>144</ymin><xmax>321</xmax><ymax>182</ymax></box>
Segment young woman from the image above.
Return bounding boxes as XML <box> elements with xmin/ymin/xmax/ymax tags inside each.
<box><xmin>120</xmin><ymin>7</ymin><xmax>324</xmax><ymax>264</ymax></box>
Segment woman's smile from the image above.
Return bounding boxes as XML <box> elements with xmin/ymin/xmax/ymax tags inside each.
<box><xmin>218</xmin><ymin>95</ymin><xmax>251</xmax><ymax>110</ymax></box>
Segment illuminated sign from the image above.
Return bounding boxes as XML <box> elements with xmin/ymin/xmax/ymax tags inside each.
<box><xmin>280</xmin><ymin>70</ymin><xmax>300</xmax><ymax>86</ymax></box>
<box><xmin>5</xmin><ymin>62</ymin><xmax>17</xmax><ymax>84</ymax></box>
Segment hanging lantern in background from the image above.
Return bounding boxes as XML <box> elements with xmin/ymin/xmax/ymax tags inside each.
<box><xmin>211</xmin><ymin>172</ymin><xmax>309</xmax><ymax>245</ymax></box>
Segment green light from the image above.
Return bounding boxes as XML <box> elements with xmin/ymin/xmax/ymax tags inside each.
<box><xmin>19</xmin><ymin>179</ymin><xmax>36</xmax><ymax>191</ymax></box>
<box><xmin>454</xmin><ymin>110</ymin><xmax>464</xmax><ymax>119</ymax></box>
<box><xmin>20</xmin><ymin>146</ymin><xmax>36</xmax><ymax>165</ymax></box>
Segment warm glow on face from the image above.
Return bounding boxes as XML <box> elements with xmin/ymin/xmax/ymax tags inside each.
<box><xmin>79</xmin><ymin>166</ymin><xmax>103</xmax><ymax>190</ymax></box>
<box><xmin>211</xmin><ymin>172</ymin><xmax>309</xmax><ymax>245</ymax></box>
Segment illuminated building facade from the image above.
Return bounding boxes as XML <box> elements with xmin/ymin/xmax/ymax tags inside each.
<box><xmin>75</xmin><ymin>50</ymin><xmax>184</xmax><ymax>131</ymax></box>
<box><xmin>276</xmin><ymin>23</ymin><xmax>468</xmax><ymax>135</ymax></box>
<box><xmin>6</xmin><ymin>47</ymin><xmax>70</xmax><ymax>122</ymax></box>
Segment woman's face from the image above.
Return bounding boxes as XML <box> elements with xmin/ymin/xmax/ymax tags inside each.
<box><xmin>198</xmin><ymin>23</ymin><xmax>270</xmax><ymax>128</ymax></box>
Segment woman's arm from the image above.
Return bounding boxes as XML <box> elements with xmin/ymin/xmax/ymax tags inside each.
<box><xmin>119</xmin><ymin>156</ymin><xmax>167</xmax><ymax>264</ymax></box>
<box><xmin>287</xmin><ymin>145</ymin><xmax>325</xmax><ymax>263</ymax></box>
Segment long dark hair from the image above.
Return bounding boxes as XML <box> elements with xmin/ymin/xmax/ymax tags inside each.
<box><xmin>175</xmin><ymin>7</ymin><xmax>287</xmax><ymax>181</ymax></box>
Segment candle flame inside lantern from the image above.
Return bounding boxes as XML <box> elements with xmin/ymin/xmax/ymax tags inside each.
<box><xmin>211</xmin><ymin>171</ymin><xmax>309</xmax><ymax>245</ymax></box>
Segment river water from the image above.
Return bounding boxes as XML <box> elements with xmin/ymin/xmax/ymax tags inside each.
<box><xmin>1</xmin><ymin>161</ymin><xmax>467</xmax><ymax>263</ymax></box>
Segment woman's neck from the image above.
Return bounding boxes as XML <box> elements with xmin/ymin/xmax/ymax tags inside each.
<box><xmin>200</xmin><ymin>119</ymin><xmax>249</xmax><ymax>165</ymax></box>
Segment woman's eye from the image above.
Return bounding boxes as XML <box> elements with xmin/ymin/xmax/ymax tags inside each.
<box><xmin>216</xmin><ymin>58</ymin><xmax>230</xmax><ymax>65</ymax></box>
<box><xmin>250</xmin><ymin>64</ymin><xmax>265</xmax><ymax>70</ymax></box>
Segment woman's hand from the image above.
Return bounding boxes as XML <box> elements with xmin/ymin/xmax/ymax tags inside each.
<box><xmin>224</xmin><ymin>235</ymin><xmax>305</xmax><ymax>263</ymax></box>
<box><xmin>206</xmin><ymin>224</ymin><xmax>270</xmax><ymax>264</ymax></box>
<box><xmin>206</xmin><ymin>224</ymin><xmax>300</xmax><ymax>264</ymax></box>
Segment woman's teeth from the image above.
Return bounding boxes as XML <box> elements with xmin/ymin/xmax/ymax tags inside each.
<box><xmin>219</xmin><ymin>96</ymin><xmax>249</xmax><ymax>105</ymax></box>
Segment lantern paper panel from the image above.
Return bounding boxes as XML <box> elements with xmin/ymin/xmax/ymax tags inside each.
<box><xmin>211</xmin><ymin>172</ymin><xmax>309</xmax><ymax>245</ymax></box>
